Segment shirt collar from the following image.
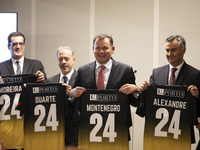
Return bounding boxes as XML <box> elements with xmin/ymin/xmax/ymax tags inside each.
<box><xmin>95</xmin><ymin>59</ymin><xmax>113</xmax><ymax>70</ymax></box>
<box><xmin>169</xmin><ymin>60</ymin><xmax>184</xmax><ymax>71</ymax></box>
<box><xmin>60</xmin><ymin>69</ymin><xmax>74</xmax><ymax>80</ymax></box>
<box><xmin>12</xmin><ymin>56</ymin><xmax>24</xmax><ymax>64</ymax></box>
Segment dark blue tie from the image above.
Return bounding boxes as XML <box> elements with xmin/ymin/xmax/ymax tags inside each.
<box><xmin>63</xmin><ymin>76</ymin><xmax>67</xmax><ymax>83</ymax></box>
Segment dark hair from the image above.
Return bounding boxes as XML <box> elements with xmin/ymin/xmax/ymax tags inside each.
<box><xmin>165</xmin><ymin>35</ymin><xmax>186</xmax><ymax>51</ymax></box>
<box><xmin>8</xmin><ymin>32</ymin><xmax>25</xmax><ymax>44</ymax></box>
<box><xmin>93</xmin><ymin>33</ymin><xmax>113</xmax><ymax>47</ymax></box>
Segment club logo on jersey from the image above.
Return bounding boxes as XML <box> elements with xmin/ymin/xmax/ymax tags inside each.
<box><xmin>157</xmin><ymin>88</ymin><xmax>185</xmax><ymax>98</ymax></box>
<box><xmin>33</xmin><ymin>86</ymin><xmax>58</xmax><ymax>94</ymax></box>
<box><xmin>2</xmin><ymin>77</ymin><xmax>23</xmax><ymax>83</ymax></box>
<box><xmin>90</xmin><ymin>94</ymin><xmax>117</xmax><ymax>101</ymax></box>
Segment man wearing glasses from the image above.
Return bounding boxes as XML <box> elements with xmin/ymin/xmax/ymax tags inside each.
<box><xmin>0</xmin><ymin>32</ymin><xmax>47</xmax><ymax>150</ymax></box>
<box><xmin>0</xmin><ymin>32</ymin><xmax>46</xmax><ymax>82</ymax></box>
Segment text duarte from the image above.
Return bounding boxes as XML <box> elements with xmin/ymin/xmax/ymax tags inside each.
<box><xmin>35</xmin><ymin>95</ymin><xmax>56</xmax><ymax>103</ymax></box>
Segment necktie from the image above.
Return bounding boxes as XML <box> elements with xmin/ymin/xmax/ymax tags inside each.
<box><xmin>169</xmin><ymin>68</ymin><xmax>177</xmax><ymax>85</ymax></box>
<box><xmin>97</xmin><ymin>66</ymin><xmax>105</xmax><ymax>89</ymax></box>
<box><xmin>16</xmin><ymin>61</ymin><xmax>21</xmax><ymax>74</ymax></box>
<box><xmin>63</xmin><ymin>76</ymin><xmax>67</xmax><ymax>84</ymax></box>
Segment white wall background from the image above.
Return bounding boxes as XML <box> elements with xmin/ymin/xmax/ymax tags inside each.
<box><xmin>1</xmin><ymin>0</ymin><xmax>200</xmax><ymax>149</ymax></box>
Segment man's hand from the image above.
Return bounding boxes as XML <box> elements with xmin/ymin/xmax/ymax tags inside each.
<box><xmin>0</xmin><ymin>141</ymin><xmax>5</xmax><ymax>150</ymax></box>
<box><xmin>70</xmin><ymin>87</ymin><xmax>86</xmax><ymax>98</ymax></box>
<box><xmin>35</xmin><ymin>71</ymin><xmax>45</xmax><ymax>83</ymax></box>
<box><xmin>196</xmin><ymin>117</ymin><xmax>200</xmax><ymax>129</ymax></box>
<box><xmin>187</xmin><ymin>85</ymin><xmax>199</xmax><ymax>98</ymax></box>
<box><xmin>62</xmin><ymin>84</ymin><xmax>72</xmax><ymax>95</ymax></box>
<box><xmin>119</xmin><ymin>84</ymin><xmax>138</xmax><ymax>95</ymax></box>
<box><xmin>138</xmin><ymin>81</ymin><xmax>150</xmax><ymax>92</ymax></box>
<box><xmin>0</xmin><ymin>76</ymin><xmax>3</xmax><ymax>83</ymax></box>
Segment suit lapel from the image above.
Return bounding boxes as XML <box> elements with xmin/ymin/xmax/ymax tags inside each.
<box><xmin>88</xmin><ymin>62</ymin><xmax>97</xmax><ymax>88</ymax></box>
<box><xmin>106</xmin><ymin>60</ymin><xmax>119</xmax><ymax>89</ymax></box>
<box><xmin>68</xmin><ymin>70</ymin><xmax>76</xmax><ymax>88</ymax></box>
<box><xmin>160</xmin><ymin>65</ymin><xmax>169</xmax><ymax>85</ymax></box>
<box><xmin>175</xmin><ymin>62</ymin><xmax>188</xmax><ymax>85</ymax></box>
<box><xmin>55</xmin><ymin>73</ymin><xmax>61</xmax><ymax>82</ymax></box>
<box><xmin>6</xmin><ymin>59</ymin><xmax>15</xmax><ymax>74</ymax></box>
<box><xmin>23</xmin><ymin>57</ymin><xmax>29</xmax><ymax>74</ymax></box>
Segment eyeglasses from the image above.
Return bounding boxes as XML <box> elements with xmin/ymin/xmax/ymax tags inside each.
<box><xmin>9</xmin><ymin>42</ymin><xmax>25</xmax><ymax>47</ymax></box>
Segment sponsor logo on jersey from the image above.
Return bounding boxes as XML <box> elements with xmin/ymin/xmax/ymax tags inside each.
<box><xmin>33</xmin><ymin>86</ymin><xmax>58</xmax><ymax>93</ymax></box>
<box><xmin>90</xmin><ymin>94</ymin><xmax>117</xmax><ymax>101</ymax></box>
<box><xmin>3</xmin><ymin>77</ymin><xmax>23</xmax><ymax>83</ymax></box>
<box><xmin>157</xmin><ymin>88</ymin><xmax>185</xmax><ymax>98</ymax></box>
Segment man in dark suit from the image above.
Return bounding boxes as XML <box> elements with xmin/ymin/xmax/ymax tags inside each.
<box><xmin>139</xmin><ymin>35</ymin><xmax>200</xmax><ymax>148</ymax></box>
<box><xmin>70</xmin><ymin>33</ymin><xmax>139</xmax><ymax>107</ymax></box>
<box><xmin>139</xmin><ymin>35</ymin><xmax>200</xmax><ymax>99</ymax></box>
<box><xmin>0</xmin><ymin>32</ymin><xmax>46</xmax><ymax>82</ymax></box>
<box><xmin>46</xmin><ymin>46</ymin><xmax>78</xmax><ymax>146</ymax></box>
<box><xmin>0</xmin><ymin>32</ymin><xmax>46</xmax><ymax>150</ymax></box>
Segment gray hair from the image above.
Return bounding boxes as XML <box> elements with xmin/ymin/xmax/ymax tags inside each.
<box><xmin>165</xmin><ymin>35</ymin><xmax>186</xmax><ymax>51</ymax></box>
<box><xmin>57</xmin><ymin>46</ymin><xmax>74</xmax><ymax>57</ymax></box>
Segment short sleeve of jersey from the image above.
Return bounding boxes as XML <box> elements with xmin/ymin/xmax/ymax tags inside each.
<box><xmin>136</xmin><ymin>85</ymin><xmax>198</xmax><ymax>150</ymax></box>
<box><xmin>73</xmin><ymin>89</ymin><xmax>132</xmax><ymax>150</ymax></box>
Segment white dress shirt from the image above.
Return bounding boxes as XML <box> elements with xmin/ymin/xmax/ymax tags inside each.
<box><xmin>168</xmin><ymin>61</ymin><xmax>184</xmax><ymax>85</ymax></box>
<box><xmin>59</xmin><ymin>69</ymin><xmax>74</xmax><ymax>84</ymax></box>
<box><xmin>12</xmin><ymin>56</ymin><xmax>24</xmax><ymax>74</ymax></box>
<box><xmin>95</xmin><ymin>59</ymin><xmax>113</xmax><ymax>89</ymax></box>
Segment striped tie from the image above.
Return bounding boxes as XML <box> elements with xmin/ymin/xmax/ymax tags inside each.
<box><xmin>16</xmin><ymin>61</ymin><xmax>21</xmax><ymax>74</ymax></box>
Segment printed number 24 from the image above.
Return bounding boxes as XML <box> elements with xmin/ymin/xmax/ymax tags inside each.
<box><xmin>34</xmin><ymin>104</ymin><xmax>58</xmax><ymax>132</ymax></box>
<box><xmin>90</xmin><ymin>113</ymin><xmax>117</xmax><ymax>142</ymax></box>
<box><xmin>155</xmin><ymin>108</ymin><xmax>181</xmax><ymax>139</ymax></box>
<box><xmin>0</xmin><ymin>93</ymin><xmax>21</xmax><ymax>120</ymax></box>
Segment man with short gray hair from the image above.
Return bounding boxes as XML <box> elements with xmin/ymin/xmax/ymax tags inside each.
<box><xmin>139</xmin><ymin>35</ymin><xmax>200</xmax><ymax>149</ymax></box>
<box><xmin>47</xmin><ymin>46</ymin><xmax>78</xmax><ymax>146</ymax></box>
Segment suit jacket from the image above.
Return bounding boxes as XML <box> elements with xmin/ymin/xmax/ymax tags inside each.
<box><xmin>47</xmin><ymin>70</ymin><xmax>78</xmax><ymax>146</ymax></box>
<box><xmin>150</xmin><ymin>62</ymin><xmax>200</xmax><ymax>88</ymax></box>
<box><xmin>74</xmin><ymin>59</ymin><xmax>138</xmax><ymax>106</ymax></box>
<box><xmin>46</xmin><ymin>70</ymin><xmax>77</xmax><ymax>88</ymax></box>
<box><xmin>0</xmin><ymin>58</ymin><xmax>47</xmax><ymax>78</ymax></box>
<box><xmin>149</xmin><ymin>62</ymin><xmax>200</xmax><ymax>143</ymax></box>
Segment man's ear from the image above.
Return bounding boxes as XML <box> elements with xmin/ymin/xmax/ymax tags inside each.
<box><xmin>8</xmin><ymin>44</ymin><xmax>11</xmax><ymax>50</ymax></box>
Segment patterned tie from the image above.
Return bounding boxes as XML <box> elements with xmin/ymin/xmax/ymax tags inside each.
<box><xmin>63</xmin><ymin>76</ymin><xmax>67</xmax><ymax>84</ymax></box>
<box><xmin>16</xmin><ymin>61</ymin><xmax>21</xmax><ymax>74</ymax></box>
<box><xmin>97</xmin><ymin>66</ymin><xmax>105</xmax><ymax>89</ymax></box>
<box><xmin>169</xmin><ymin>68</ymin><xmax>177</xmax><ymax>85</ymax></box>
